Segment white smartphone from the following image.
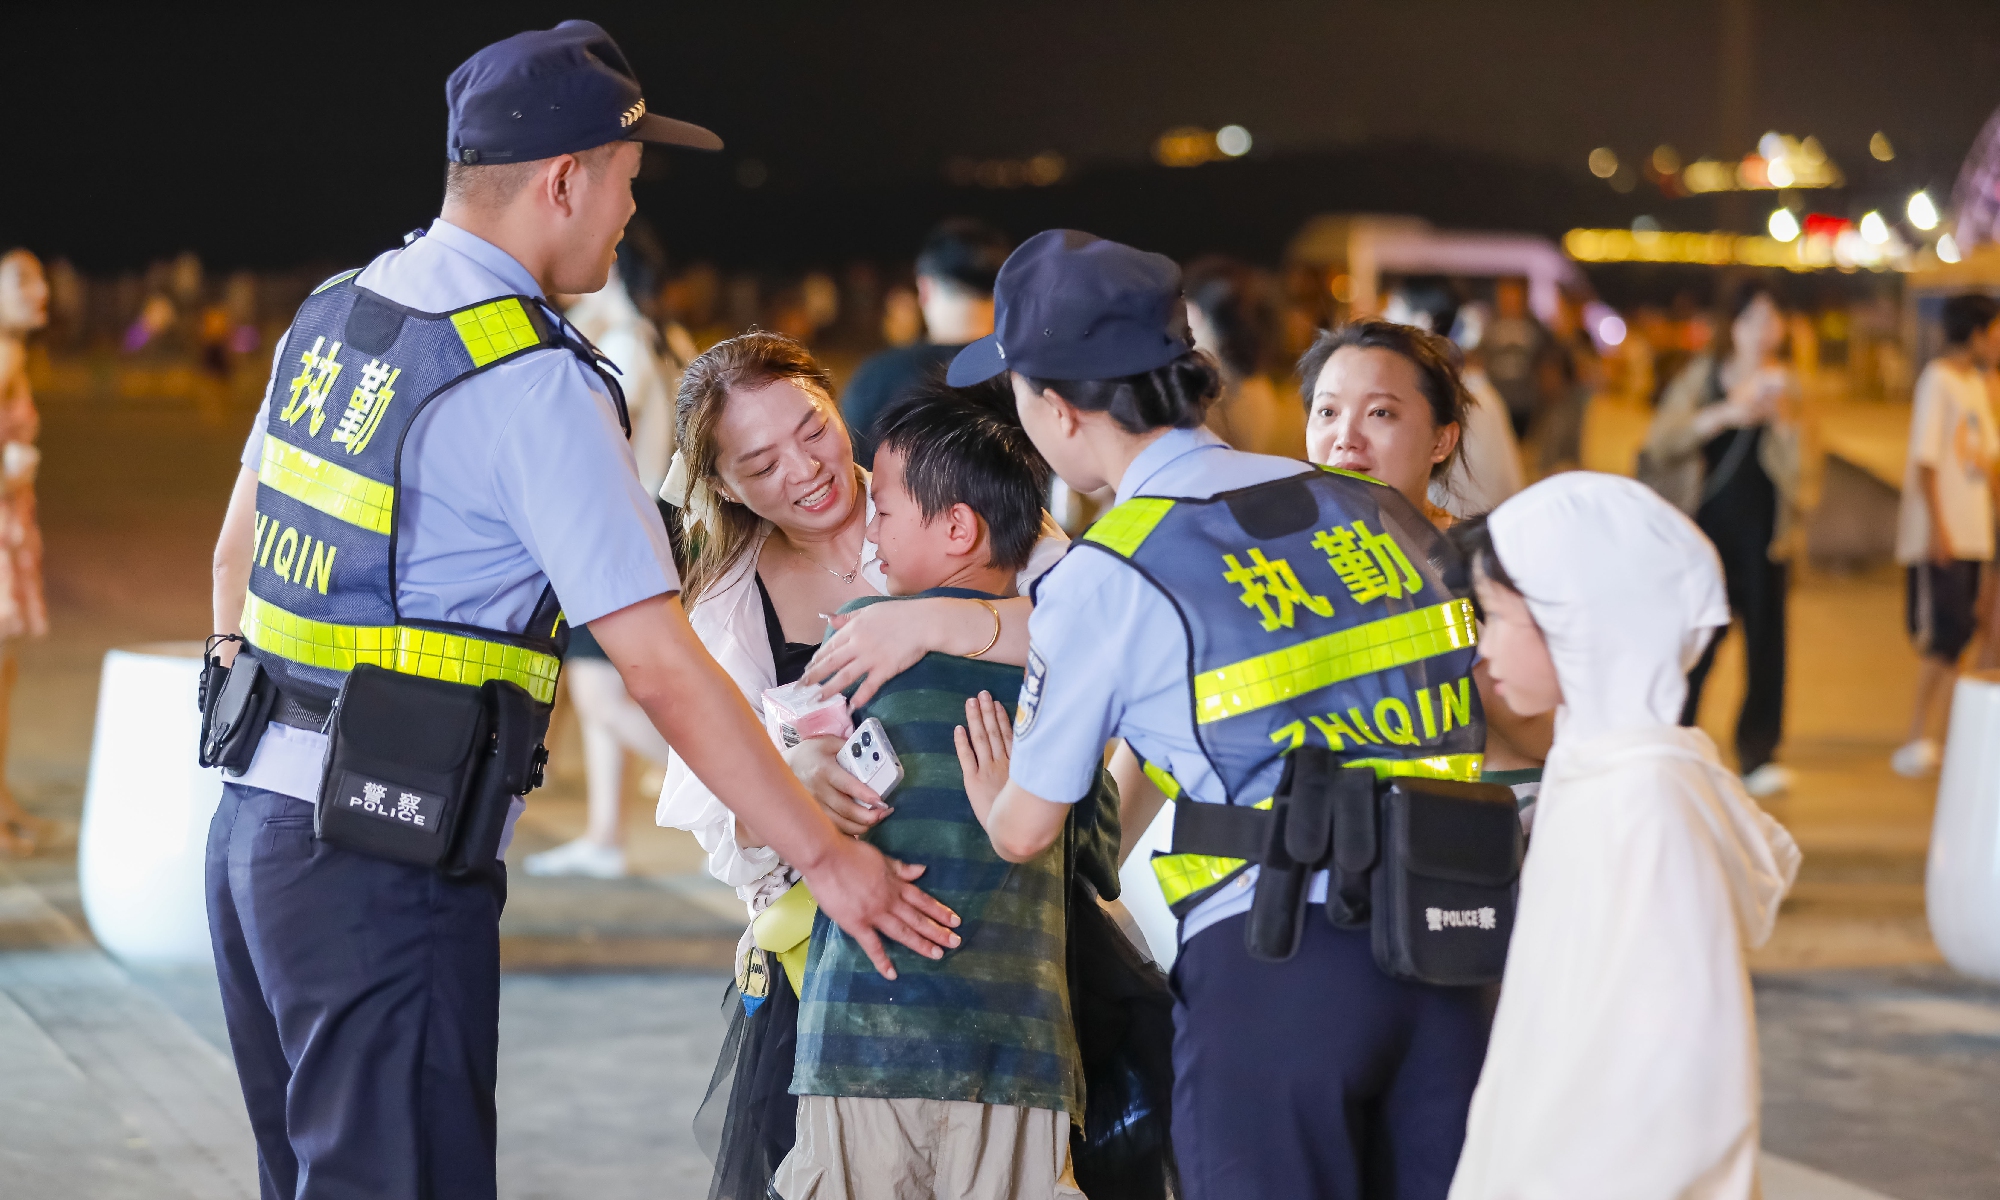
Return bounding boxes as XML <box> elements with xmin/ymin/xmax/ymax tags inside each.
<box><xmin>837</xmin><ymin>717</ymin><xmax>904</xmax><ymax>803</ymax></box>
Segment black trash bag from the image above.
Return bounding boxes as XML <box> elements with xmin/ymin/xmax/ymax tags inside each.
<box><xmin>1066</xmin><ymin>876</ymin><xmax>1181</xmax><ymax>1200</ymax></box>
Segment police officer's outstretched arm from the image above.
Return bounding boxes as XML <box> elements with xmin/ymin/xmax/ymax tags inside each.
<box><xmin>592</xmin><ymin>595</ymin><xmax>961</xmax><ymax>977</ymax></box>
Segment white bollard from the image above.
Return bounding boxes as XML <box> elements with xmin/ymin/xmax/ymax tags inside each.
<box><xmin>1926</xmin><ymin>671</ymin><xmax>2000</xmax><ymax>983</ymax></box>
<box><xmin>1117</xmin><ymin>802</ymin><xmax>1180</xmax><ymax>970</ymax></box>
<box><xmin>77</xmin><ymin>643</ymin><xmax>225</xmax><ymax>965</ymax></box>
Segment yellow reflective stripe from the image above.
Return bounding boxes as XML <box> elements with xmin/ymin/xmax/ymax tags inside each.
<box><xmin>259</xmin><ymin>438</ymin><xmax>395</xmax><ymax>535</ymax></box>
<box><xmin>1150</xmin><ymin>796</ymin><xmax>1271</xmax><ymax>908</ymax></box>
<box><xmin>241</xmin><ymin>594</ymin><xmax>559</xmax><ymax>703</ymax></box>
<box><xmin>1195</xmin><ymin>599</ymin><xmax>1477</xmax><ymax>725</ymax></box>
<box><xmin>311</xmin><ymin>269</ymin><xmax>359</xmax><ymax>296</ymax></box>
<box><xmin>1084</xmin><ymin>497</ymin><xmax>1175</xmax><ymax>557</ymax></box>
<box><xmin>1317</xmin><ymin>462</ymin><xmax>1388</xmax><ymax>487</ymax></box>
<box><xmin>1346</xmin><ymin>753</ymin><xmax>1484</xmax><ymax>783</ymax></box>
<box><xmin>1141</xmin><ymin>760</ymin><xmax>1182</xmax><ymax>800</ymax></box>
<box><xmin>1153</xmin><ymin>851</ymin><xmax>1242</xmax><ymax>908</ymax></box>
<box><xmin>451</xmin><ymin>298</ymin><xmax>542</xmax><ymax>367</ymax></box>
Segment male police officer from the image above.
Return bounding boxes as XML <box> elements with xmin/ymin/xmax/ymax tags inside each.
<box><xmin>205</xmin><ymin>22</ymin><xmax>958</xmax><ymax>1199</ymax></box>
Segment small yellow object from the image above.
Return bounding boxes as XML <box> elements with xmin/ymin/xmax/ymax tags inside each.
<box><xmin>752</xmin><ymin>880</ymin><xmax>818</xmax><ymax>994</ymax></box>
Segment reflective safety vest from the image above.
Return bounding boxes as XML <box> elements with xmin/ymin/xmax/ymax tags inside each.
<box><xmin>243</xmin><ymin>269</ymin><xmax>608</xmax><ymax>709</ymax></box>
<box><xmin>1077</xmin><ymin>467</ymin><xmax>1485</xmax><ymax>914</ymax></box>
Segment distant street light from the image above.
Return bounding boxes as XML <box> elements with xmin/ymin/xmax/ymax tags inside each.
<box><xmin>1869</xmin><ymin>131</ymin><xmax>1895</xmax><ymax>162</ymax></box>
<box><xmin>1588</xmin><ymin>147</ymin><xmax>1619</xmax><ymax>179</ymax></box>
<box><xmin>1938</xmin><ymin>233</ymin><xmax>1963</xmax><ymax>264</ymax></box>
<box><xmin>1859</xmin><ymin>210</ymin><xmax>1890</xmax><ymax>245</ymax></box>
<box><xmin>1768</xmin><ymin>209</ymin><xmax>1801</xmax><ymax>242</ymax></box>
<box><xmin>1216</xmin><ymin>125</ymin><xmax>1253</xmax><ymax>157</ymax></box>
<box><xmin>1908</xmin><ymin>191</ymin><xmax>1940</xmax><ymax>231</ymax></box>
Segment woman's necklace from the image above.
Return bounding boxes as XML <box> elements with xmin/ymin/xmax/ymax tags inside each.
<box><xmin>784</xmin><ymin>536</ymin><xmax>862</xmax><ymax>585</ymax></box>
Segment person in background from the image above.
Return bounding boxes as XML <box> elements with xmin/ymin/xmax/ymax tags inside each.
<box><xmin>526</xmin><ymin>249</ymin><xmax>688</xmax><ymax>878</ymax></box>
<box><xmin>1387</xmin><ymin>288</ymin><xmax>1525</xmax><ymax>520</ymax></box>
<box><xmin>0</xmin><ymin>250</ymin><xmax>51</xmax><ymax>858</ymax></box>
<box><xmin>1439</xmin><ymin>302</ymin><xmax>1526</xmax><ymax>518</ymax></box>
<box><xmin>1446</xmin><ymin>475</ymin><xmax>1798</xmax><ymax>1200</ymax></box>
<box><xmin>1642</xmin><ymin>285</ymin><xmax>1804</xmax><ymax>799</ymax></box>
<box><xmin>1481</xmin><ymin>277</ymin><xmax>1551</xmax><ymax>440</ymax></box>
<box><xmin>1891</xmin><ymin>292</ymin><xmax>2000</xmax><ymax>777</ymax></box>
<box><xmin>1185</xmin><ymin>256</ymin><xmax>1302</xmax><ymax>458</ymax></box>
<box><xmin>1533</xmin><ymin>290</ymin><xmax>1600</xmax><ymax>476</ymax></box>
<box><xmin>840</xmin><ymin>219</ymin><xmax>1010</xmax><ymax>468</ymax></box>
<box><xmin>1302</xmin><ymin>319</ymin><xmax>1551</xmax><ymax>811</ymax></box>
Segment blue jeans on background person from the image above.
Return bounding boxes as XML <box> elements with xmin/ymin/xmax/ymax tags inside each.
<box><xmin>205</xmin><ymin>783</ymin><xmax>505</xmax><ymax>1200</ymax></box>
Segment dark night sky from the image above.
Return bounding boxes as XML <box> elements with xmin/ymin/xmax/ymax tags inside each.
<box><xmin>6</xmin><ymin>1</ymin><xmax>2000</xmax><ymax>271</ymax></box>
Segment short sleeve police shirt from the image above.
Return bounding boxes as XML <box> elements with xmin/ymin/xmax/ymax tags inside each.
<box><xmin>1008</xmin><ymin>426</ymin><xmax>1314</xmax><ymax>942</ymax></box>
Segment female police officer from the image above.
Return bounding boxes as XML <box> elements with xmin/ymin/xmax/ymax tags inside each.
<box><xmin>950</xmin><ymin>230</ymin><xmax>1492</xmax><ymax>1200</ymax></box>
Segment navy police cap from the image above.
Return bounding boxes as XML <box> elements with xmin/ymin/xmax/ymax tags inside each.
<box><xmin>446</xmin><ymin>20</ymin><xmax>722</xmax><ymax>165</ymax></box>
<box><xmin>948</xmin><ymin>230</ymin><xmax>1190</xmax><ymax>387</ymax></box>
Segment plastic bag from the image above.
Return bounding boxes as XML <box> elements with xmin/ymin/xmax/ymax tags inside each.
<box><xmin>759</xmin><ymin>681</ymin><xmax>851</xmax><ymax>748</ymax></box>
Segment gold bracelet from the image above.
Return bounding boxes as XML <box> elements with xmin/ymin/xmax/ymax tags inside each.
<box><xmin>968</xmin><ymin>599</ymin><xmax>1003</xmax><ymax>658</ymax></box>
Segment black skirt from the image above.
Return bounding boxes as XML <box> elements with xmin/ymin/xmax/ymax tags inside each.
<box><xmin>694</xmin><ymin>959</ymin><xmax>800</xmax><ymax>1200</ymax></box>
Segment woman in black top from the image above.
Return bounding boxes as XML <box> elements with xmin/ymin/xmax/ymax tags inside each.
<box><xmin>1642</xmin><ymin>285</ymin><xmax>1804</xmax><ymax>797</ymax></box>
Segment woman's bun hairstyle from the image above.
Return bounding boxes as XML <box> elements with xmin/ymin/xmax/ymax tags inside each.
<box><xmin>1024</xmin><ymin>348</ymin><xmax>1222</xmax><ymax>435</ymax></box>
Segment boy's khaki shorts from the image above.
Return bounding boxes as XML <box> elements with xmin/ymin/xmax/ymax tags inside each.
<box><xmin>774</xmin><ymin>1095</ymin><xmax>1086</xmax><ymax>1200</ymax></box>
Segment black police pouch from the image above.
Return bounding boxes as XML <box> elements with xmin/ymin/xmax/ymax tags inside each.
<box><xmin>1369</xmin><ymin>778</ymin><xmax>1522</xmax><ymax>987</ymax></box>
<box><xmin>315</xmin><ymin>665</ymin><xmax>490</xmax><ymax>869</ymax></box>
<box><xmin>1244</xmin><ymin>751</ymin><xmax>1376</xmax><ymax>961</ymax></box>
<box><xmin>198</xmin><ymin>647</ymin><xmax>276</xmax><ymax>775</ymax></box>
<box><xmin>437</xmin><ymin>679</ymin><xmax>550</xmax><ymax>881</ymax></box>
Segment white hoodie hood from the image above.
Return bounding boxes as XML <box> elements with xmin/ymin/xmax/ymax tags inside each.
<box><xmin>1451</xmin><ymin>473</ymin><xmax>1800</xmax><ymax>1200</ymax></box>
<box><xmin>1488</xmin><ymin>472</ymin><xmax>1729</xmax><ymax>745</ymax></box>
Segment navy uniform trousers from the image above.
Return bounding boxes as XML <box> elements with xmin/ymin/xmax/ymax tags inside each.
<box><xmin>205</xmin><ymin>783</ymin><xmax>505</xmax><ymax>1200</ymax></box>
<box><xmin>1170</xmin><ymin>907</ymin><xmax>1492</xmax><ymax>1200</ymax></box>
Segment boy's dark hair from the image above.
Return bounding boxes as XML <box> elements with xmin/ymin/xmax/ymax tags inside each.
<box><xmin>1297</xmin><ymin>319</ymin><xmax>1472</xmax><ymax>480</ymax></box>
<box><xmin>915</xmin><ymin>218</ymin><xmax>1012</xmax><ymax>296</ymax></box>
<box><xmin>873</xmin><ymin>384</ymin><xmax>1051</xmax><ymax>573</ymax></box>
<box><xmin>1942</xmin><ymin>292</ymin><xmax>2000</xmax><ymax>346</ymax></box>
<box><xmin>1444</xmin><ymin>514</ymin><xmax>1519</xmax><ymax>621</ymax></box>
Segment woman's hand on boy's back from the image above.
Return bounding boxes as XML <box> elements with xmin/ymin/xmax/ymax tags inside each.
<box><xmin>955</xmin><ymin>691</ymin><xmax>1015</xmax><ymax>823</ymax></box>
<box><xmin>787</xmin><ymin>736</ymin><xmax>888</xmax><ymax>837</ymax></box>
<box><xmin>803</xmin><ymin>603</ymin><xmax>937</xmax><ymax>710</ymax></box>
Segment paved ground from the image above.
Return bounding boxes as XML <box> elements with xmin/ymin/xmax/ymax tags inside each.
<box><xmin>1</xmin><ymin>360</ymin><xmax>1994</xmax><ymax>1197</ymax></box>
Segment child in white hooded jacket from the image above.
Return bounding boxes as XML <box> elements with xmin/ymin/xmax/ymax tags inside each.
<box><xmin>1446</xmin><ymin>473</ymin><xmax>1801</xmax><ymax>1200</ymax></box>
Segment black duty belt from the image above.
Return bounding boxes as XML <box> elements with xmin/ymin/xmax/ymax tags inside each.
<box><xmin>1168</xmin><ymin>748</ymin><xmax>1523</xmax><ymax>987</ymax></box>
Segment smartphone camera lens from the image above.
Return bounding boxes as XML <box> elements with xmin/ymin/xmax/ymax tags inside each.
<box><xmin>850</xmin><ymin>743</ymin><xmax>862</xmax><ymax>758</ymax></box>
<box><xmin>860</xmin><ymin>730</ymin><xmax>872</xmax><ymax>746</ymax></box>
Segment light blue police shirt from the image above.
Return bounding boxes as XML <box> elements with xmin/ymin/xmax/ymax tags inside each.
<box><xmin>1008</xmin><ymin>425</ymin><xmax>1321</xmax><ymax>944</ymax></box>
<box><xmin>234</xmin><ymin>219</ymin><xmax>678</xmax><ymax>823</ymax></box>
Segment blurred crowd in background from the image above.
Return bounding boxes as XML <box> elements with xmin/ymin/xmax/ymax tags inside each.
<box><xmin>18</xmin><ymin>217</ymin><xmax>1922</xmax><ymax>461</ymax></box>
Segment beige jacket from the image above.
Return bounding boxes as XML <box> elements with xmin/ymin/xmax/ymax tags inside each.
<box><xmin>1641</xmin><ymin>354</ymin><xmax>1810</xmax><ymax>560</ymax></box>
